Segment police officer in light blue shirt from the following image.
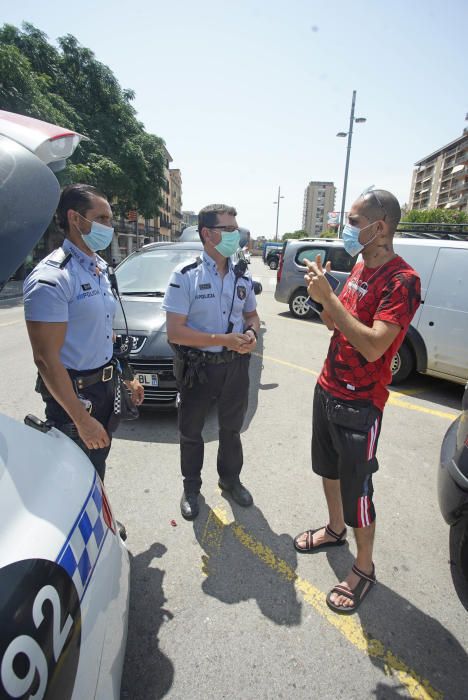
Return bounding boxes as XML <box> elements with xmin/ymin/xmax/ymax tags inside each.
<box><xmin>24</xmin><ymin>184</ymin><xmax>143</xmax><ymax>481</ymax></box>
<box><xmin>163</xmin><ymin>203</ymin><xmax>260</xmax><ymax>520</ymax></box>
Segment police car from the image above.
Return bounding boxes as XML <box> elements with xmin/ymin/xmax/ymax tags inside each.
<box><xmin>0</xmin><ymin>111</ymin><xmax>130</xmax><ymax>699</ymax></box>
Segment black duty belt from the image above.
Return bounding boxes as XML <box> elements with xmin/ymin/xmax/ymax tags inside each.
<box><xmin>202</xmin><ymin>350</ymin><xmax>238</xmax><ymax>365</ymax></box>
<box><xmin>71</xmin><ymin>364</ymin><xmax>114</xmax><ymax>391</ymax></box>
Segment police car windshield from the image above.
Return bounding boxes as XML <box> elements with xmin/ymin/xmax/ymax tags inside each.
<box><xmin>116</xmin><ymin>247</ymin><xmax>201</xmax><ymax>294</ymax></box>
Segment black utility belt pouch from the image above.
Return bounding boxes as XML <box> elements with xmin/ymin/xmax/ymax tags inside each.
<box><xmin>35</xmin><ymin>373</ymin><xmax>51</xmax><ymax>399</ymax></box>
<box><xmin>328</xmin><ymin>397</ymin><xmax>376</xmax><ymax>432</ymax></box>
<box><xmin>173</xmin><ymin>355</ymin><xmax>186</xmax><ymax>384</ymax></box>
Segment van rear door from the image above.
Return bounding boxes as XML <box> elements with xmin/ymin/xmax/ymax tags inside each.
<box><xmin>418</xmin><ymin>247</ymin><xmax>468</xmax><ymax>381</ymax></box>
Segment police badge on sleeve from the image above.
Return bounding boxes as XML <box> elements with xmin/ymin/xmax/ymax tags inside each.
<box><xmin>237</xmin><ymin>285</ymin><xmax>247</xmax><ymax>300</ymax></box>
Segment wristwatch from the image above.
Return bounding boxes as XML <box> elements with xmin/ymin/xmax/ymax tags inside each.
<box><xmin>244</xmin><ymin>325</ymin><xmax>258</xmax><ymax>341</ymax></box>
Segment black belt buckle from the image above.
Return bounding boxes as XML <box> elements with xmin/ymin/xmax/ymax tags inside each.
<box><xmin>102</xmin><ymin>365</ymin><xmax>114</xmax><ymax>382</ymax></box>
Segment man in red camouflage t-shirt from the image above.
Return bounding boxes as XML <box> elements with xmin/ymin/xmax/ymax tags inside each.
<box><xmin>294</xmin><ymin>189</ymin><xmax>421</xmax><ymax>614</ymax></box>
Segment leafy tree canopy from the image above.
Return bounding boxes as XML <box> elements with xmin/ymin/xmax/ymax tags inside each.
<box><xmin>401</xmin><ymin>208</ymin><xmax>468</xmax><ymax>225</ymax></box>
<box><xmin>281</xmin><ymin>230</ymin><xmax>308</xmax><ymax>241</ymax></box>
<box><xmin>0</xmin><ymin>22</ymin><xmax>165</xmax><ymax>217</ymax></box>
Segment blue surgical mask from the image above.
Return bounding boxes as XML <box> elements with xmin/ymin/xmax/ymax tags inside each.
<box><xmin>342</xmin><ymin>221</ymin><xmax>376</xmax><ymax>257</ymax></box>
<box><xmin>215</xmin><ymin>230</ymin><xmax>240</xmax><ymax>258</ymax></box>
<box><xmin>79</xmin><ymin>215</ymin><xmax>114</xmax><ymax>252</ymax></box>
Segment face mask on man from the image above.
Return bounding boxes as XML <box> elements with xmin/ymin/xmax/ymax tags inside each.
<box><xmin>214</xmin><ymin>229</ymin><xmax>240</xmax><ymax>258</ymax></box>
<box><xmin>342</xmin><ymin>220</ymin><xmax>378</xmax><ymax>257</ymax></box>
<box><xmin>76</xmin><ymin>214</ymin><xmax>115</xmax><ymax>252</ymax></box>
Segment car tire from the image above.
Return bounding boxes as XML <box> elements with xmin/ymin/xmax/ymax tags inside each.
<box><xmin>289</xmin><ymin>289</ymin><xmax>313</xmax><ymax>319</ymax></box>
<box><xmin>449</xmin><ymin>517</ymin><xmax>468</xmax><ymax>597</ymax></box>
<box><xmin>268</xmin><ymin>258</ymin><xmax>278</xmax><ymax>270</ymax></box>
<box><xmin>459</xmin><ymin>521</ymin><xmax>468</xmax><ymax>584</ymax></box>
<box><xmin>390</xmin><ymin>341</ymin><xmax>414</xmax><ymax>384</ymax></box>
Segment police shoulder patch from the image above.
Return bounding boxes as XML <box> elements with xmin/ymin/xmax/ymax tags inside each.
<box><xmin>237</xmin><ymin>285</ymin><xmax>247</xmax><ymax>300</ymax></box>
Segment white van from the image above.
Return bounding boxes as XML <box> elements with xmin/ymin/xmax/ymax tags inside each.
<box><xmin>391</xmin><ymin>237</ymin><xmax>468</xmax><ymax>385</ymax></box>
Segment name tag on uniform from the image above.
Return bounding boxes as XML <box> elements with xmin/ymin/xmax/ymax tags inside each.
<box><xmin>199</xmin><ymin>283</ymin><xmax>211</xmax><ymax>290</ymax></box>
<box><xmin>81</xmin><ymin>283</ymin><xmax>92</xmax><ymax>291</ymax></box>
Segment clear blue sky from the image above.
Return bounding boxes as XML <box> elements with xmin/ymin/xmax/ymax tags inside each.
<box><xmin>3</xmin><ymin>0</ymin><xmax>467</xmax><ymax>238</ymax></box>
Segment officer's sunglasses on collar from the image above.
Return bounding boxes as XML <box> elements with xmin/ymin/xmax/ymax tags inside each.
<box><xmin>361</xmin><ymin>185</ymin><xmax>387</xmax><ymax>221</ymax></box>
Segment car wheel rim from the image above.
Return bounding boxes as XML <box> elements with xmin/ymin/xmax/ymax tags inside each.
<box><xmin>292</xmin><ymin>296</ymin><xmax>309</xmax><ymax>316</ymax></box>
<box><xmin>391</xmin><ymin>353</ymin><xmax>401</xmax><ymax>375</ymax></box>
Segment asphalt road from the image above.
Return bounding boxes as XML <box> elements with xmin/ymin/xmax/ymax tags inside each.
<box><xmin>1</xmin><ymin>257</ymin><xmax>467</xmax><ymax>700</ymax></box>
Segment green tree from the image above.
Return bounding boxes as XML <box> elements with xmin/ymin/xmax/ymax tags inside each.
<box><xmin>401</xmin><ymin>209</ymin><xmax>468</xmax><ymax>225</ymax></box>
<box><xmin>0</xmin><ymin>22</ymin><xmax>165</xmax><ymax>217</ymax></box>
<box><xmin>281</xmin><ymin>230</ymin><xmax>308</xmax><ymax>241</ymax></box>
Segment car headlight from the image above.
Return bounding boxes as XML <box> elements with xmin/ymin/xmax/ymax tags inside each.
<box><xmin>114</xmin><ymin>335</ymin><xmax>147</xmax><ymax>354</ymax></box>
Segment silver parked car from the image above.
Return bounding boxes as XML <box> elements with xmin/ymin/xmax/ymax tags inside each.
<box><xmin>274</xmin><ymin>238</ymin><xmax>357</xmax><ymax>319</ymax></box>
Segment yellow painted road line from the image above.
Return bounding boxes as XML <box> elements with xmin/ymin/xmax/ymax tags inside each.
<box><xmin>253</xmin><ymin>353</ymin><xmax>458</xmax><ymax>421</ymax></box>
<box><xmin>253</xmin><ymin>352</ymin><xmax>319</xmax><ymax>376</ymax></box>
<box><xmin>390</xmin><ymin>387</ymin><xmax>426</xmax><ymax>398</ymax></box>
<box><xmin>202</xmin><ymin>506</ymin><xmax>442</xmax><ymax>700</ymax></box>
<box><xmin>387</xmin><ymin>396</ymin><xmax>457</xmax><ymax>421</ymax></box>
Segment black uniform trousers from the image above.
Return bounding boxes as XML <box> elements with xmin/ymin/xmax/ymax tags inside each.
<box><xmin>39</xmin><ymin>371</ymin><xmax>115</xmax><ymax>483</ymax></box>
<box><xmin>178</xmin><ymin>354</ymin><xmax>250</xmax><ymax>494</ymax></box>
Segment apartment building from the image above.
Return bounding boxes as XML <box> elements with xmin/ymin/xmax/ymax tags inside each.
<box><xmin>169</xmin><ymin>169</ymin><xmax>183</xmax><ymax>237</ymax></box>
<box><xmin>182</xmin><ymin>211</ymin><xmax>198</xmax><ymax>228</ymax></box>
<box><xmin>302</xmin><ymin>181</ymin><xmax>336</xmax><ymax>236</ymax></box>
<box><xmin>157</xmin><ymin>145</ymin><xmax>173</xmax><ymax>239</ymax></box>
<box><xmin>409</xmin><ymin>128</ymin><xmax>468</xmax><ymax>212</ymax></box>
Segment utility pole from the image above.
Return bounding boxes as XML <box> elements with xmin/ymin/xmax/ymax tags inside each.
<box><xmin>274</xmin><ymin>186</ymin><xmax>284</xmax><ymax>241</ymax></box>
<box><xmin>338</xmin><ymin>90</ymin><xmax>356</xmax><ymax>237</ymax></box>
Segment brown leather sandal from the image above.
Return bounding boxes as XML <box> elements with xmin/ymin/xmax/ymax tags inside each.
<box><xmin>293</xmin><ymin>524</ymin><xmax>347</xmax><ymax>553</ymax></box>
<box><xmin>326</xmin><ymin>563</ymin><xmax>376</xmax><ymax>614</ymax></box>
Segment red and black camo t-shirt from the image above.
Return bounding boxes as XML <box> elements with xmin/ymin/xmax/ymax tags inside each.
<box><xmin>318</xmin><ymin>255</ymin><xmax>421</xmax><ymax>411</ymax></box>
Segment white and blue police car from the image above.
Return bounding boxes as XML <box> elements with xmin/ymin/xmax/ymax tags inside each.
<box><xmin>0</xmin><ymin>111</ymin><xmax>130</xmax><ymax>699</ymax></box>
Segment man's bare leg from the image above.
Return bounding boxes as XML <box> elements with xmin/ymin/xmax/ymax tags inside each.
<box><xmin>295</xmin><ymin>477</ymin><xmax>346</xmax><ymax>549</ymax></box>
<box><xmin>329</xmin><ymin>521</ymin><xmax>376</xmax><ymax>608</ymax></box>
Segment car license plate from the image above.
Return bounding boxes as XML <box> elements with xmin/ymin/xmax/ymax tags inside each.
<box><xmin>137</xmin><ymin>373</ymin><xmax>159</xmax><ymax>387</ymax></box>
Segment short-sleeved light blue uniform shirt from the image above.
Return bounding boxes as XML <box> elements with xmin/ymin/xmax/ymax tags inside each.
<box><xmin>162</xmin><ymin>250</ymin><xmax>257</xmax><ymax>352</ymax></box>
<box><xmin>23</xmin><ymin>239</ymin><xmax>116</xmax><ymax>371</ymax></box>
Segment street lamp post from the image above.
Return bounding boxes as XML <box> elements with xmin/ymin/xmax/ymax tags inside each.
<box><xmin>337</xmin><ymin>90</ymin><xmax>366</xmax><ymax>236</ymax></box>
<box><xmin>273</xmin><ymin>186</ymin><xmax>285</xmax><ymax>241</ymax></box>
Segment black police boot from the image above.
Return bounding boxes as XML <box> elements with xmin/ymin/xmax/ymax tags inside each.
<box><xmin>218</xmin><ymin>479</ymin><xmax>253</xmax><ymax>507</ymax></box>
<box><xmin>116</xmin><ymin>520</ymin><xmax>127</xmax><ymax>541</ymax></box>
<box><xmin>180</xmin><ymin>491</ymin><xmax>199</xmax><ymax>520</ymax></box>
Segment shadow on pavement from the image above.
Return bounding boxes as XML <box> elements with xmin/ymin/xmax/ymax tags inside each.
<box><xmin>193</xmin><ymin>495</ymin><xmax>302</xmax><ymax>626</ymax></box>
<box><xmin>324</xmin><ymin>546</ymin><xmax>468</xmax><ymax>698</ymax></box>
<box><xmin>121</xmin><ymin>543</ymin><xmax>174</xmax><ymax>700</ymax></box>
<box><xmin>389</xmin><ymin>373</ymin><xmax>464</xmax><ymax>412</ymax></box>
<box><xmin>116</xmin><ymin>329</ymin><xmax>266</xmax><ymax>444</ymax></box>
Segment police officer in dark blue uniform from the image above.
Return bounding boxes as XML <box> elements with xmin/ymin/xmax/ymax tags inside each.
<box><xmin>163</xmin><ymin>203</ymin><xmax>260</xmax><ymax>520</ymax></box>
<box><xmin>23</xmin><ymin>184</ymin><xmax>144</xmax><ymax>482</ymax></box>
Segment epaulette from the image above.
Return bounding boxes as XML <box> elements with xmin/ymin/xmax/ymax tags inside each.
<box><xmin>181</xmin><ymin>257</ymin><xmax>202</xmax><ymax>274</ymax></box>
<box><xmin>45</xmin><ymin>248</ymin><xmax>72</xmax><ymax>269</ymax></box>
